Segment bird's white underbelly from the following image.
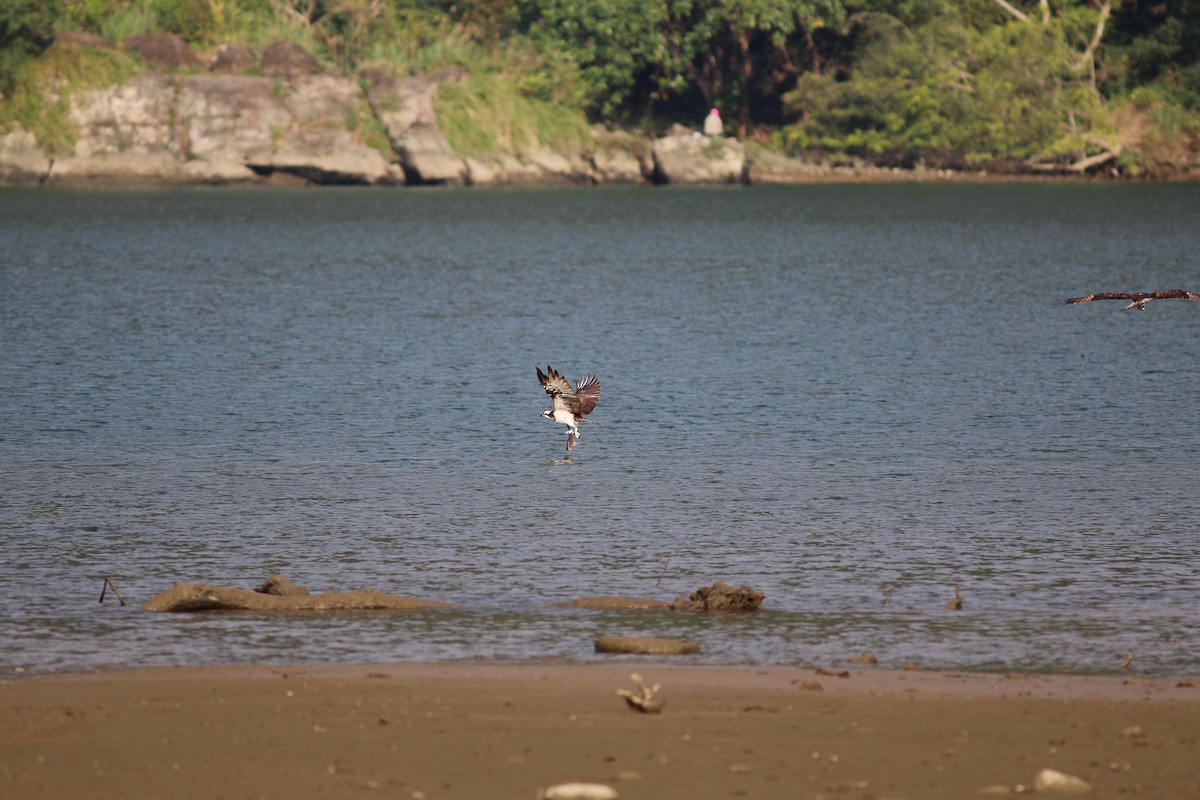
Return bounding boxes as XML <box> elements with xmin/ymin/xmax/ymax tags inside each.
<box><xmin>551</xmin><ymin>409</ymin><xmax>576</xmax><ymax>426</ymax></box>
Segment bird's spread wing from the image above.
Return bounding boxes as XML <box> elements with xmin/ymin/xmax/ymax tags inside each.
<box><xmin>537</xmin><ymin>365</ymin><xmax>582</xmax><ymax>414</ymax></box>
<box><xmin>573</xmin><ymin>374</ymin><xmax>600</xmax><ymax>416</ymax></box>
<box><xmin>1062</xmin><ymin>292</ymin><xmax>1141</xmax><ymax>305</ymax></box>
<box><xmin>1063</xmin><ymin>290</ymin><xmax>1200</xmax><ymax>305</ymax></box>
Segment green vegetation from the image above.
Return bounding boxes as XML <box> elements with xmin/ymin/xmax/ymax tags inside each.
<box><xmin>781</xmin><ymin>3</ymin><xmax>1116</xmax><ymax>167</ymax></box>
<box><xmin>437</xmin><ymin>69</ymin><xmax>590</xmax><ymax>157</ymax></box>
<box><xmin>345</xmin><ymin>100</ymin><xmax>393</xmax><ymax>157</ymax></box>
<box><xmin>1</xmin><ymin>0</ymin><xmax>1197</xmax><ymax>174</ymax></box>
<box><xmin>1</xmin><ymin>0</ymin><xmax>62</xmax><ymax>93</ymax></box>
<box><xmin>0</xmin><ymin>36</ymin><xmax>142</xmax><ymax>155</ymax></box>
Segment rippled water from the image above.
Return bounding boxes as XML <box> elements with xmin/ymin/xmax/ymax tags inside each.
<box><xmin>2</xmin><ymin>183</ymin><xmax>1198</xmax><ymax>675</ymax></box>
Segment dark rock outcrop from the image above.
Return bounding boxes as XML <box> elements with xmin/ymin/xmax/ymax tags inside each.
<box><xmin>260</xmin><ymin>41</ymin><xmax>322</xmax><ymax>78</ymax></box>
<box><xmin>208</xmin><ymin>42</ymin><xmax>256</xmax><ymax>73</ymax></box>
<box><xmin>122</xmin><ymin>33</ymin><xmax>200</xmax><ymax>69</ymax></box>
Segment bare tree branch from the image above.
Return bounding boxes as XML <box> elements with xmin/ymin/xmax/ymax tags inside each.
<box><xmin>1081</xmin><ymin>0</ymin><xmax>1112</xmax><ymax>64</ymax></box>
<box><xmin>1071</xmin><ymin>0</ymin><xmax>1112</xmax><ymax>82</ymax></box>
<box><xmin>990</xmin><ymin>0</ymin><xmax>1031</xmax><ymax>23</ymax></box>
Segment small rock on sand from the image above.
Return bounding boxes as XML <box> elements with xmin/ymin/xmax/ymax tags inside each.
<box><xmin>1033</xmin><ymin>768</ymin><xmax>1091</xmax><ymax>794</ymax></box>
<box><xmin>541</xmin><ymin>782</ymin><xmax>619</xmax><ymax>800</ymax></box>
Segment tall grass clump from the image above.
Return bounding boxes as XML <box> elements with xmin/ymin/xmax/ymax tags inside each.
<box><xmin>426</xmin><ymin>34</ymin><xmax>589</xmax><ymax>158</ymax></box>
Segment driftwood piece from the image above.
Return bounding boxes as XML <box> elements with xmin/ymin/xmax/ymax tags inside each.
<box><xmin>617</xmin><ymin>673</ymin><xmax>665</xmax><ymax>713</ymax></box>
<box><xmin>141</xmin><ymin>580</ymin><xmax>456</xmax><ymax>612</ymax></box>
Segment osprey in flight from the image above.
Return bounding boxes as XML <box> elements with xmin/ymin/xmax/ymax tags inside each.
<box><xmin>537</xmin><ymin>365</ymin><xmax>600</xmax><ymax>452</ymax></box>
<box><xmin>1061</xmin><ymin>289</ymin><xmax>1200</xmax><ymax>311</ymax></box>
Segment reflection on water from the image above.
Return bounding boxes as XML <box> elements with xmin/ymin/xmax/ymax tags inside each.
<box><xmin>2</xmin><ymin>183</ymin><xmax>1199</xmax><ymax>675</ymax></box>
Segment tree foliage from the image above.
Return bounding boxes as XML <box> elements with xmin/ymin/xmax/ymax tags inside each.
<box><xmin>783</xmin><ymin>2</ymin><xmax>1114</xmax><ymax>166</ymax></box>
<box><xmin>0</xmin><ymin>0</ymin><xmax>63</xmax><ymax>93</ymax></box>
<box><xmin>4</xmin><ymin>0</ymin><xmax>1200</xmax><ymax>171</ymax></box>
<box><xmin>516</xmin><ymin>0</ymin><xmax>844</xmax><ymax>130</ymax></box>
<box><xmin>1103</xmin><ymin>0</ymin><xmax>1200</xmax><ymax>109</ymax></box>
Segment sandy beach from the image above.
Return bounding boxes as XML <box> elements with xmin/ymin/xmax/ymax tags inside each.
<box><xmin>2</xmin><ymin>663</ymin><xmax>1197</xmax><ymax>799</ymax></box>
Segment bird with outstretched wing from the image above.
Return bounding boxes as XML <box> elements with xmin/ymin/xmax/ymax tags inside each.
<box><xmin>537</xmin><ymin>365</ymin><xmax>600</xmax><ymax>451</ymax></box>
<box><xmin>1061</xmin><ymin>289</ymin><xmax>1200</xmax><ymax>311</ymax></box>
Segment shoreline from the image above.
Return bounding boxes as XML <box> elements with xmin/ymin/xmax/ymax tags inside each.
<box><xmin>3</xmin><ymin>169</ymin><xmax>1190</xmax><ymax>189</ymax></box>
<box><xmin>24</xmin><ymin>660</ymin><xmax>1200</xmax><ymax>696</ymax></box>
<box><xmin>4</xmin><ymin>662</ymin><xmax>1197</xmax><ymax>799</ymax></box>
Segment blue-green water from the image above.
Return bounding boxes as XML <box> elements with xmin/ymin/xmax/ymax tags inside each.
<box><xmin>2</xmin><ymin>183</ymin><xmax>1198</xmax><ymax>675</ymax></box>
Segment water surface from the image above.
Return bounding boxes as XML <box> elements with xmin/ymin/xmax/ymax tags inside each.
<box><xmin>2</xmin><ymin>183</ymin><xmax>1198</xmax><ymax>675</ymax></box>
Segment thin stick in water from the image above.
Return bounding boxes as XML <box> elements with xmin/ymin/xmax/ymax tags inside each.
<box><xmin>99</xmin><ymin>577</ymin><xmax>126</xmax><ymax>606</ymax></box>
<box><xmin>655</xmin><ymin>554</ymin><xmax>673</xmax><ymax>588</ymax></box>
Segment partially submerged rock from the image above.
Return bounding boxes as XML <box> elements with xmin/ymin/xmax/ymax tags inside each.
<box><xmin>670</xmin><ymin>581</ymin><xmax>764</xmax><ymax>612</ymax></box>
<box><xmin>595</xmin><ymin>635</ymin><xmax>699</xmax><ymax>655</ymax></box>
<box><xmin>141</xmin><ymin>579</ymin><xmax>455</xmax><ymax>612</ymax></box>
<box><xmin>254</xmin><ymin>574</ymin><xmax>309</xmax><ymax>597</ymax></box>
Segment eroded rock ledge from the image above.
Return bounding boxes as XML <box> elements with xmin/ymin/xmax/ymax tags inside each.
<box><xmin>0</xmin><ymin>36</ymin><xmax>746</xmax><ymax>188</ymax></box>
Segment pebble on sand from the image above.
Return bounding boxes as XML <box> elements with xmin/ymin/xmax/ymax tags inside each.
<box><xmin>1033</xmin><ymin>768</ymin><xmax>1092</xmax><ymax>794</ymax></box>
<box><xmin>540</xmin><ymin>782</ymin><xmax>619</xmax><ymax>800</ymax></box>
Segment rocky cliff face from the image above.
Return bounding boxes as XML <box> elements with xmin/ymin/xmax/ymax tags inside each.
<box><xmin>0</xmin><ymin>36</ymin><xmax>746</xmax><ymax>188</ymax></box>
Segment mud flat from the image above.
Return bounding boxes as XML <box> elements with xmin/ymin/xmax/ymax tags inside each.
<box><xmin>2</xmin><ymin>663</ymin><xmax>1197</xmax><ymax>799</ymax></box>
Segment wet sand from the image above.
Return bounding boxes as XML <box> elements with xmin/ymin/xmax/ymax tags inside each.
<box><xmin>2</xmin><ymin>663</ymin><xmax>1197</xmax><ymax>799</ymax></box>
